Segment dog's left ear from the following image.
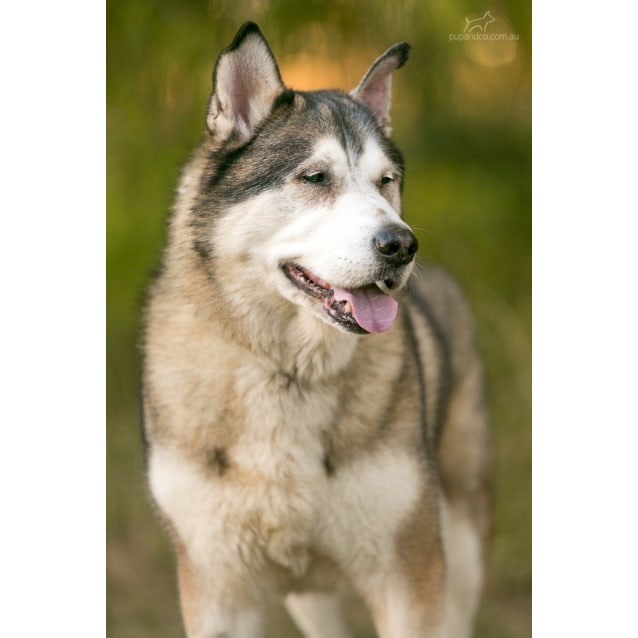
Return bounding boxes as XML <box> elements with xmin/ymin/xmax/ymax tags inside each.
<box><xmin>351</xmin><ymin>42</ymin><xmax>410</xmax><ymax>136</ymax></box>
<box><xmin>207</xmin><ymin>23</ymin><xmax>285</xmax><ymax>144</ymax></box>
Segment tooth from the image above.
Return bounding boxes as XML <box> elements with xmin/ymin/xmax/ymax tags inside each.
<box><xmin>343</xmin><ymin>301</ymin><xmax>353</xmax><ymax>314</ymax></box>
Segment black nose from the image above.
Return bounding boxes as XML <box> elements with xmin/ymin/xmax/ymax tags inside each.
<box><xmin>373</xmin><ymin>226</ymin><xmax>419</xmax><ymax>266</ymax></box>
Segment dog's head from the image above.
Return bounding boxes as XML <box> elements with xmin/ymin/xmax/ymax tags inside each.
<box><xmin>192</xmin><ymin>23</ymin><xmax>417</xmax><ymax>335</ymax></box>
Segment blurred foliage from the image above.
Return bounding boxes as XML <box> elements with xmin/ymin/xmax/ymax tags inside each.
<box><xmin>107</xmin><ymin>0</ymin><xmax>531</xmax><ymax>636</ymax></box>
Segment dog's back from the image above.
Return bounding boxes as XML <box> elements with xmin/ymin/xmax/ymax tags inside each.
<box><xmin>406</xmin><ymin>264</ymin><xmax>491</xmax><ymax>631</ymax></box>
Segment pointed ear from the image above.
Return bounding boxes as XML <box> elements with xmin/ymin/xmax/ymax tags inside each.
<box><xmin>206</xmin><ymin>23</ymin><xmax>285</xmax><ymax>143</ymax></box>
<box><xmin>350</xmin><ymin>42</ymin><xmax>410</xmax><ymax>136</ymax></box>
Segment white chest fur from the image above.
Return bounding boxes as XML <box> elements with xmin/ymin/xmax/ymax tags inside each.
<box><xmin>148</xmin><ymin>357</ymin><xmax>423</xmax><ymax>594</ymax></box>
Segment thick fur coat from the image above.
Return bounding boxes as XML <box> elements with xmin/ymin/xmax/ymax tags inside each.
<box><xmin>142</xmin><ymin>23</ymin><xmax>491</xmax><ymax>638</ymax></box>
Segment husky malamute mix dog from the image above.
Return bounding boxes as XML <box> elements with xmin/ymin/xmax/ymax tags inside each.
<box><xmin>142</xmin><ymin>22</ymin><xmax>491</xmax><ymax>638</ymax></box>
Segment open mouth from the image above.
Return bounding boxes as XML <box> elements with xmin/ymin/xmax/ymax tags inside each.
<box><xmin>282</xmin><ymin>263</ymin><xmax>398</xmax><ymax>334</ymax></box>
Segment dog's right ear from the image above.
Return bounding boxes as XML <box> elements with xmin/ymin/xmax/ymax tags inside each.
<box><xmin>206</xmin><ymin>23</ymin><xmax>285</xmax><ymax>144</ymax></box>
<box><xmin>351</xmin><ymin>42</ymin><xmax>410</xmax><ymax>137</ymax></box>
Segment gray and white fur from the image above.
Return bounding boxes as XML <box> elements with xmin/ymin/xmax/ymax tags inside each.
<box><xmin>142</xmin><ymin>22</ymin><xmax>491</xmax><ymax>638</ymax></box>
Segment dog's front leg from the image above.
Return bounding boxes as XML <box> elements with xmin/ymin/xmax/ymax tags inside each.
<box><xmin>362</xmin><ymin>558</ymin><xmax>447</xmax><ymax>638</ymax></box>
<box><xmin>176</xmin><ymin>547</ymin><xmax>265</xmax><ymax>638</ymax></box>
<box><xmin>322</xmin><ymin>451</ymin><xmax>449</xmax><ymax>637</ymax></box>
<box><xmin>350</xmin><ymin>516</ymin><xmax>447</xmax><ymax>638</ymax></box>
<box><xmin>285</xmin><ymin>590</ymin><xmax>352</xmax><ymax>638</ymax></box>
<box><xmin>148</xmin><ymin>451</ymin><xmax>265</xmax><ymax>638</ymax></box>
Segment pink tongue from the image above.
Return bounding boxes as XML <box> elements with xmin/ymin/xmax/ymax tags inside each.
<box><xmin>332</xmin><ymin>285</ymin><xmax>398</xmax><ymax>334</ymax></box>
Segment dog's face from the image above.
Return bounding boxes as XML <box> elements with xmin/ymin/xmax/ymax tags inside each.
<box><xmin>193</xmin><ymin>24</ymin><xmax>416</xmax><ymax>335</ymax></box>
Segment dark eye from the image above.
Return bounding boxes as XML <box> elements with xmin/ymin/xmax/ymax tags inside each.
<box><xmin>380</xmin><ymin>174</ymin><xmax>395</xmax><ymax>187</ymax></box>
<box><xmin>302</xmin><ymin>171</ymin><xmax>326</xmax><ymax>184</ymax></box>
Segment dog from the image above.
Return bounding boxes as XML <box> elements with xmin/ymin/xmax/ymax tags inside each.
<box><xmin>464</xmin><ymin>11</ymin><xmax>496</xmax><ymax>33</ymax></box>
<box><xmin>142</xmin><ymin>22</ymin><xmax>491</xmax><ymax>638</ymax></box>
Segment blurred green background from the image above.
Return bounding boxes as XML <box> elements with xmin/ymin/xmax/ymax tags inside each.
<box><xmin>107</xmin><ymin>1</ymin><xmax>531</xmax><ymax>636</ymax></box>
